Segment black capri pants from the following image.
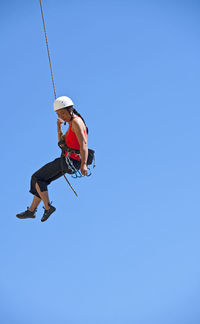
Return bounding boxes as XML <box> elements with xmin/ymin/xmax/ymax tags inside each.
<box><xmin>30</xmin><ymin>156</ymin><xmax>81</xmax><ymax>198</ymax></box>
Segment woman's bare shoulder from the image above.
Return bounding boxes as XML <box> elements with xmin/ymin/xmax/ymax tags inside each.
<box><xmin>72</xmin><ymin>116</ymin><xmax>84</xmax><ymax>130</ymax></box>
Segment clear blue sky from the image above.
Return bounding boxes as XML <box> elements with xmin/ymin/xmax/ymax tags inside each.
<box><xmin>1</xmin><ymin>0</ymin><xmax>200</xmax><ymax>323</ymax></box>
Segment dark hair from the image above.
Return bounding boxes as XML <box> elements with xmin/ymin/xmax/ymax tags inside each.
<box><xmin>67</xmin><ymin>106</ymin><xmax>88</xmax><ymax>134</ymax></box>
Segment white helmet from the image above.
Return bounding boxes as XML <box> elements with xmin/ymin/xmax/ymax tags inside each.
<box><xmin>54</xmin><ymin>96</ymin><xmax>74</xmax><ymax>111</ymax></box>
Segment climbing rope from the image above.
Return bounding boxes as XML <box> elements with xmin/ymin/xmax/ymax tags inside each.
<box><xmin>39</xmin><ymin>0</ymin><xmax>78</xmax><ymax>197</ymax></box>
<box><xmin>39</xmin><ymin>0</ymin><xmax>56</xmax><ymax>99</ymax></box>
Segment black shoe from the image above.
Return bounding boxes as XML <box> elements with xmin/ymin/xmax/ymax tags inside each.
<box><xmin>16</xmin><ymin>207</ymin><xmax>37</xmax><ymax>219</ymax></box>
<box><xmin>41</xmin><ymin>203</ymin><xmax>56</xmax><ymax>222</ymax></box>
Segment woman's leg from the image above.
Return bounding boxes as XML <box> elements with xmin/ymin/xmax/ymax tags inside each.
<box><xmin>17</xmin><ymin>157</ymin><xmax>80</xmax><ymax>220</ymax></box>
<box><xmin>35</xmin><ymin>183</ymin><xmax>50</xmax><ymax>210</ymax></box>
<box><xmin>29</xmin><ymin>195</ymin><xmax>41</xmax><ymax>212</ymax></box>
<box><xmin>30</xmin><ymin>157</ymin><xmax>80</xmax><ymax>206</ymax></box>
<box><xmin>30</xmin><ymin>158</ymin><xmax>62</xmax><ymax>202</ymax></box>
<box><xmin>30</xmin><ymin>157</ymin><xmax>65</xmax><ymax>211</ymax></box>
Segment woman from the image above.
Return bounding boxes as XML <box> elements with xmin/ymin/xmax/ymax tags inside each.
<box><xmin>16</xmin><ymin>96</ymin><xmax>88</xmax><ymax>222</ymax></box>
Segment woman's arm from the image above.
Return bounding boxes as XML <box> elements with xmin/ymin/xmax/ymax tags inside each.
<box><xmin>72</xmin><ymin>118</ymin><xmax>88</xmax><ymax>176</ymax></box>
<box><xmin>57</xmin><ymin>119</ymin><xmax>65</xmax><ymax>142</ymax></box>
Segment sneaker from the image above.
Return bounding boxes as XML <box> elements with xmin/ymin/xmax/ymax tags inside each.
<box><xmin>16</xmin><ymin>207</ymin><xmax>37</xmax><ymax>219</ymax></box>
<box><xmin>41</xmin><ymin>203</ymin><xmax>56</xmax><ymax>222</ymax></box>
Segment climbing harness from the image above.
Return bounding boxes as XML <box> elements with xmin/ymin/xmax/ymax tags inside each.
<box><xmin>39</xmin><ymin>0</ymin><xmax>78</xmax><ymax>196</ymax></box>
<box><xmin>58</xmin><ymin>139</ymin><xmax>95</xmax><ymax>178</ymax></box>
<box><xmin>58</xmin><ymin>140</ymin><xmax>95</xmax><ymax>166</ymax></box>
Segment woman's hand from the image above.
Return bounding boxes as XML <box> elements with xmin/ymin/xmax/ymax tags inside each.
<box><xmin>57</xmin><ymin>118</ymin><xmax>63</xmax><ymax>133</ymax></box>
<box><xmin>81</xmin><ymin>162</ymin><xmax>88</xmax><ymax>176</ymax></box>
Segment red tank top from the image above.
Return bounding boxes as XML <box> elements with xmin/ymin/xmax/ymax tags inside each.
<box><xmin>64</xmin><ymin>117</ymin><xmax>87</xmax><ymax>161</ymax></box>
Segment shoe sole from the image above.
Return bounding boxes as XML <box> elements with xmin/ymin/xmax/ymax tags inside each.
<box><xmin>16</xmin><ymin>215</ymin><xmax>36</xmax><ymax>219</ymax></box>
